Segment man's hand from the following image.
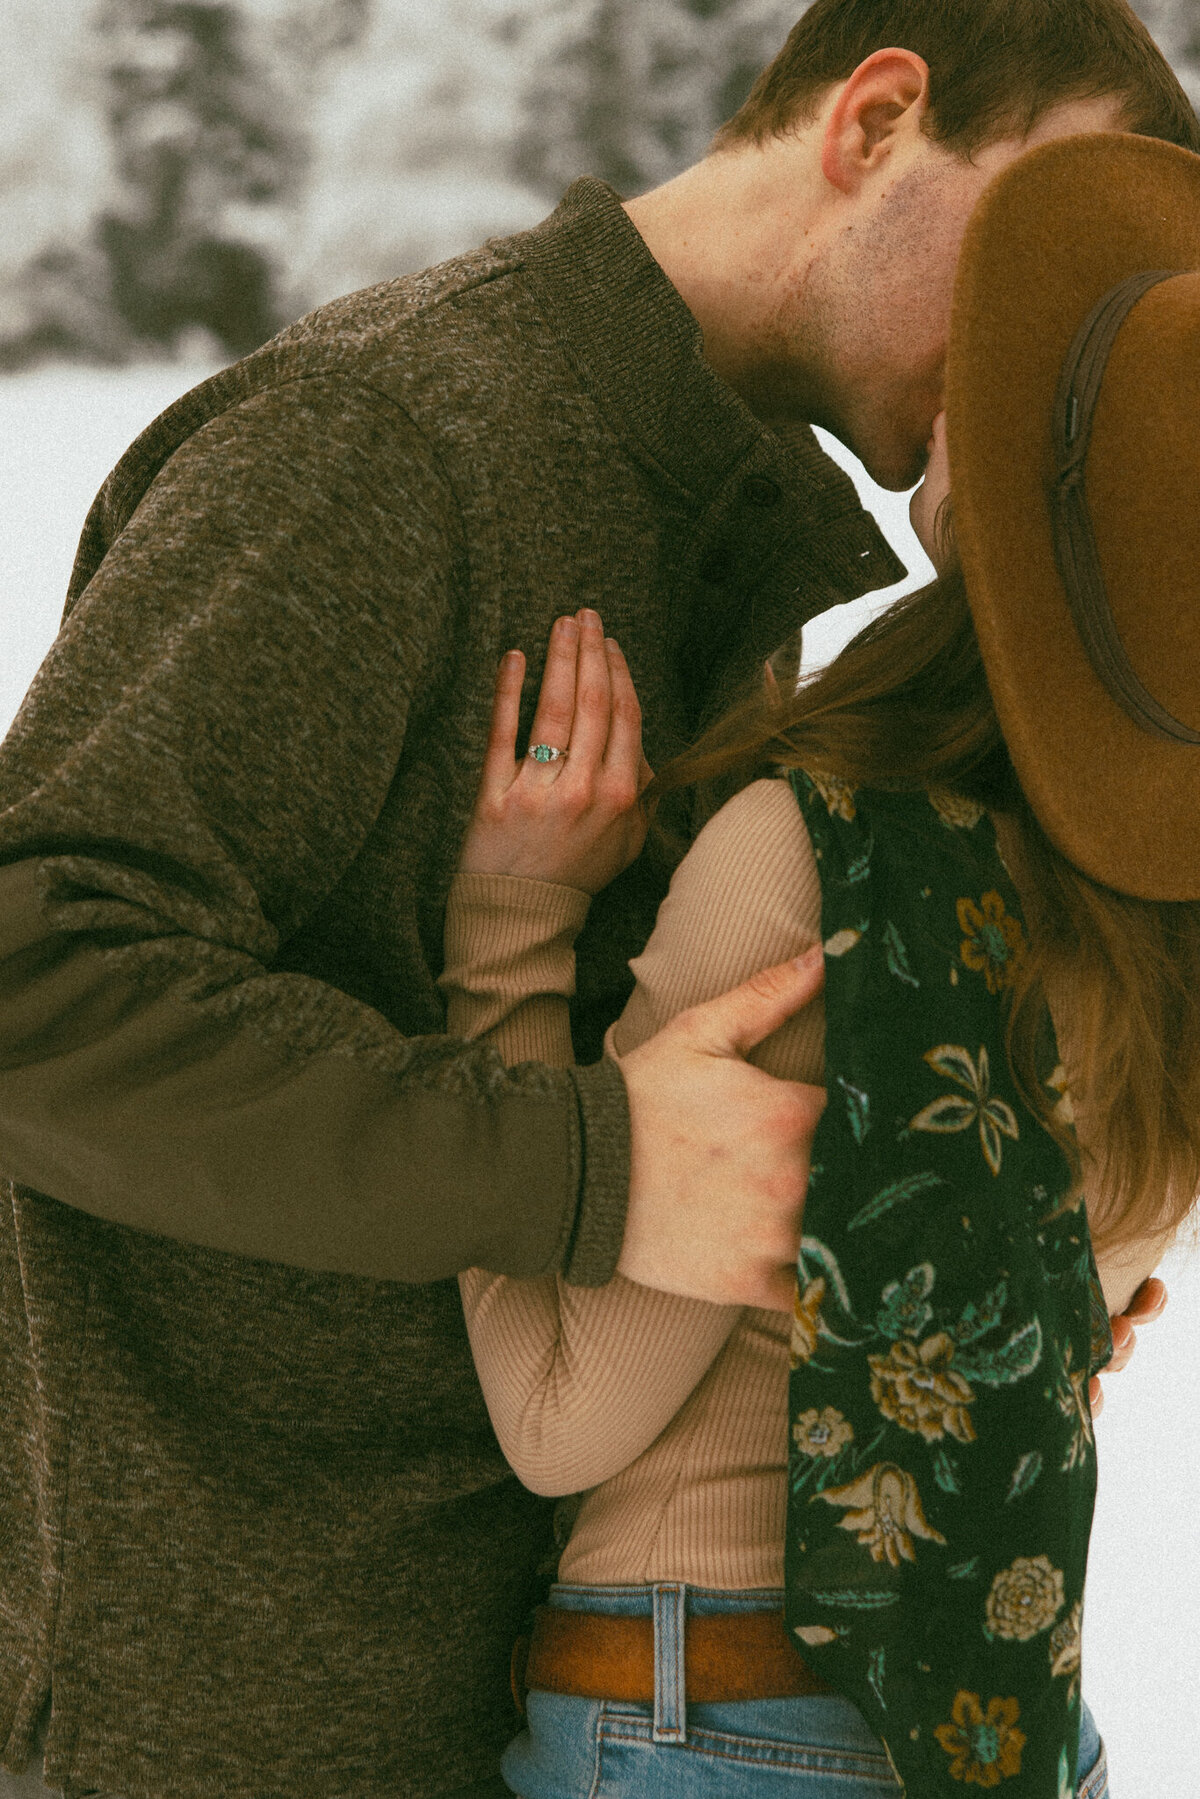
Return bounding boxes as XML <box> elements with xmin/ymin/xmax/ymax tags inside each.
<box><xmin>616</xmin><ymin>948</ymin><xmax>827</xmax><ymax>1313</ymax></box>
<box><xmin>1089</xmin><ymin>1277</ymin><xmax>1168</xmax><ymax>1417</ymax></box>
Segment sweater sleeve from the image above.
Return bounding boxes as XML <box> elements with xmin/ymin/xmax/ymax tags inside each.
<box><xmin>450</xmin><ymin>779</ymin><xmax>825</xmax><ymax>1495</ymax></box>
<box><xmin>439</xmin><ymin>872</ymin><xmax>591</xmax><ymax>1066</ymax></box>
<box><xmin>0</xmin><ymin>377</ymin><xmax>616</xmax><ymax>1284</ymax></box>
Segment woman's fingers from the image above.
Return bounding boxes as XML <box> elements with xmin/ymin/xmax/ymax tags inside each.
<box><xmin>1107</xmin><ymin>1316</ymin><xmax>1136</xmax><ymax>1371</ymax></box>
<box><xmin>510</xmin><ymin>611</ymin><xmax>646</xmax><ymax>812</ymax></box>
<box><xmin>562</xmin><ymin>610</ymin><xmax>613</xmax><ymax>773</ymax></box>
<box><xmin>602</xmin><ymin>637</ymin><xmax>644</xmax><ymax>786</ymax></box>
<box><xmin>1090</xmin><ymin>1279</ymin><xmax>1169</xmax><ymax>1417</ymax></box>
<box><xmin>528</xmin><ymin>615</ymin><xmax>580</xmax><ymax>759</ymax></box>
<box><xmin>1125</xmin><ymin>1276</ymin><xmax>1167</xmax><ymax>1323</ymax></box>
<box><xmin>480</xmin><ymin>650</ymin><xmax>526</xmax><ymax>793</ymax></box>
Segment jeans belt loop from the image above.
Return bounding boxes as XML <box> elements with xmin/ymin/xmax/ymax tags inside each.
<box><xmin>652</xmin><ymin>1582</ymin><xmax>687</xmax><ymax>1744</ymax></box>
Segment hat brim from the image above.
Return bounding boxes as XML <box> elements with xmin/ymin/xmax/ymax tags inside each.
<box><xmin>947</xmin><ymin>132</ymin><xmax>1200</xmax><ymax>898</ymax></box>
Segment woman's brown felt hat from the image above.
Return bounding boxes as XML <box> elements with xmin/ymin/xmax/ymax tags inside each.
<box><xmin>947</xmin><ymin>132</ymin><xmax>1200</xmax><ymax>900</ymax></box>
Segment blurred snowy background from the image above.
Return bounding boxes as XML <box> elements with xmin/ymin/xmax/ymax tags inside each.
<box><xmin>1</xmin><ymin>0</ymin><xmax>803</xmax><ymax>366</ymax></box>
<box><xmin>1</xmin><ymin>2</ymin><xmax>1199</xmax><ymax>1793</ymax></box>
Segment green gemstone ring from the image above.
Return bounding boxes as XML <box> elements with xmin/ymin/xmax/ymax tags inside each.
<box><xmin>527</xmin><ymin>744</ymin><xmax>568</xmax><ymax>764</ymax></box>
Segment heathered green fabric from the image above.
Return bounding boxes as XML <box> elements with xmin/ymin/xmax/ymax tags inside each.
<box><xmin>0</xmin><ymin>180</ymin><xmax>903</xmax><ymax>1798</ymax></box>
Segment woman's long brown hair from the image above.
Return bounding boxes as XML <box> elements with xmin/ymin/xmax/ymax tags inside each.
<box><xmin>648</xmin><ymin>564</ymin><xmax>1200</xmax><ymax>1256</ymax></box>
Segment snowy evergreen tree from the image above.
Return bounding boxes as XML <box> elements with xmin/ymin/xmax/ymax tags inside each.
<box><xmin>0</xmin><ymin>4</ymin><xmax>123</xmax><ymax>366</ymax></box>
<box><xmin>0</xmin><ymin>0</ymin><xmax>368</xmax><ymax>365</ymax></box>
<box><xmin>92</xmin><ymin>0</ymin><xmax>304</xmax><ymax>355</ymax></box>
<box><xmin>285</xmin><ymin>0</ymin><xmax>552</xmax><ymax>308</ymax></box>
<box><xmin>2</xmin><ymin>0</ymin><xmax>1198</xmax><ymax>367</ymax></box>
<box><xmin>512</xmin><ymin>0</ymin><xmax>798</xmax><ymax>196</ymax></box>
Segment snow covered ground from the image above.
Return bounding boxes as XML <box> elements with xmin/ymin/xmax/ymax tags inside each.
<box><xmin>1</xmin><ymin>362</ymin><xmax>1197</xmax><ymax>1793</ymax></box>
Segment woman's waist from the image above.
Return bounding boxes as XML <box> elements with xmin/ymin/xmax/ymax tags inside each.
<box><xmin>557</xmin><ymin>1461</ymin><xmax>787</xmax><ymax>1589</ymax></box>
<box><xmin>553</xmin><ymin>1306</ymin><xmax>791</xmax><ymax>1587</ymax></box>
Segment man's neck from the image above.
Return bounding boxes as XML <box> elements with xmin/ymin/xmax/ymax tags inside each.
<box><xmin>622</xmin><ymin>143</ymin><xmax>831</xmax><ymax>423</ymax></box>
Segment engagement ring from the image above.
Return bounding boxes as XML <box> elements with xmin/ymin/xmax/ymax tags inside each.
<box><xmin>527</xmin><ymin>744</ymin><xmax>568</xmax><ymax>764</ymax></box>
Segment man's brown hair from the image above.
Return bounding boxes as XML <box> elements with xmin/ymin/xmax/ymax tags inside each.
<box><xmin>713</xmin><ymin>0</ymin><xmax>1200</xmax><ymax>157</ymax></box>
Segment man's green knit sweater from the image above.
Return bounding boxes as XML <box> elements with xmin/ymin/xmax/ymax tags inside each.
<box><xmin>0</xmin><ymin>181</ymin><xmax>902</xmax><ymax>1798</ymax></box>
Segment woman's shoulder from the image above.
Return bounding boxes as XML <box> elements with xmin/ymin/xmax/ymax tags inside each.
<box><xmin>661</xmin><ymin>775</ymin><xmax>820</xmax><ymax>924</ymax></box>
<box><xmin>683</xmin><ymin>774</ymin><xmax>812</xmax><ymax>866</ymax></box>
<box><xmin>612</xmin><ymin>776</ymin><xmax>823</xmax><ymax>1057</ymax></box>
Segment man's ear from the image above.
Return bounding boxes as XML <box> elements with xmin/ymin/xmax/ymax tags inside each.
<box><xmin>820</xmin><ymin>48</ymin><xmax>931</xmax><ymax>195</ymax></box>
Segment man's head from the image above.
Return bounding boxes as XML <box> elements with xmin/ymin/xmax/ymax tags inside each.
<box><xmin>715</xmin><ymin>0</ymin><xmax>1200</xmax><ymax>166</ymax></box>
<box><xmin>629</xmin><ymin>0</ymin><xmax>1199</xmax><ymax>488</ymax></box>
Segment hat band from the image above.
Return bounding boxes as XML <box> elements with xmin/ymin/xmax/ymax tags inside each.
<box><xmin>1050</xmin><ymin>268</ymin><xmax>1200</xmax><ymax>745</ymax></box>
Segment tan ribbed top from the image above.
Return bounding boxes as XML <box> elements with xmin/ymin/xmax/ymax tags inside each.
<box><xmin>441</xmin><ymin>777</ymin><xmax>1161</xmax><ymax>1590</ymax></box>
<box><xmin>444</xmin><ymin>778</ymin><xmax>821</xmax><ymax>1587</ymax></box>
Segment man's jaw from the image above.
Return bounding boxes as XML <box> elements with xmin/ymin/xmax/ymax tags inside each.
<box><xmin>733</xmin><ymin>368</ymin><xmax>939</xmax><ymax>493</ymax></box>
<box><xmin>852</xmin><ymin>431</ymin><xmax>933</xmax><ymax>494</ymax></box>
<box><xmin>851</xmin><ymin>396</ymin><xmax>944</xmax><ymax>492</ymax></box>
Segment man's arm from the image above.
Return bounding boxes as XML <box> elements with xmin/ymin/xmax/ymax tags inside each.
<box><xmin>0</xmin><ymin>386</ymin><xmax>829</xmax><ymax>1301</ymax></box>
<box><xmin>0</xmin><ymin>375</ymin><xmax>611</xmax><ymax>1283</ymax></box>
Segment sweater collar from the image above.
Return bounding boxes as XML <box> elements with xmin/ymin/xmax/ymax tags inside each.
<box><xmin>517</xmin><ymin>177</ymin><xmax>905</xmax><ymax>602</ymax></box>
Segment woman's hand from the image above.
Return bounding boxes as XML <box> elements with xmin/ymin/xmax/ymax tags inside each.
<box><xmin>1089</xmin><ymin>1275</ymin><xmax>1168</xmax><ymax>1417</ymax></box>
<box><xmin>457</xmin><ymin>608</ymin><xmax>654</xmax><ymax>895</ymax></box>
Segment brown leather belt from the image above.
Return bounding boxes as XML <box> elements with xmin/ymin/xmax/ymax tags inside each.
<box><xmin>516</xmin><ymin>1605</ymin><xmax>834</xmax><ymax>1705</ymax></box>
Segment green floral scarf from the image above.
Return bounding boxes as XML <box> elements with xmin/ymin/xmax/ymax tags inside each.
<box><xmin>784</xmin><ymin>770</ymin><xmax>1113</xmax><ymax>1797</ymax></box>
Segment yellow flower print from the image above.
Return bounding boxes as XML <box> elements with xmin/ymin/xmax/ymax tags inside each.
<box><xmin>815</xmin><ymin>1461</ymin><xmax>947</xmax><ymax>1567</ymax></box>
<box><xmin>1056</xmin><ymin>1342</ymin><xmax>1095</xmax><ymax>1471</ymax></box>
<box><xmin>790</xmin><ymin>1276</ymin><xmax>826</xmax><ymax>1368</ymax></box>
<box><xmin>929</xmin><ymin>788</ymin><xmax>986</xmax><ymax>831</ymax></box>
<box><xmin>957</xmin><ymin>892</ymin><xmax>1027</xmax><ymax>994</ymax></box>
<box><xmin>868</xmin><ymin>1332</ymin><xmax>976</xmax><ymax>1444</ymax></box>
<box><xmin>792</xmin><ymin>1406</ymin><xmax>854</xmax><ymax>1459</ymax></box>
<box><xmin>985</xmin><ymin>1555</ymin><xmax>1065</xmax><ymax>1641</ymax></box>
<box><xmin>910</xmin><ymin>1044</ymin><xmax>1020</xmax><ymax>1176</ymax></box>
<box><xmin>809</xmin><ymin>769</ymin><xmax>857</xmax><ymax>821</ymax></box>
<box><xmin>1049</xmin><ymin>1600</ymin><xmax>1082</xmax><ymax>1706</ymax></box>
<box><xmin>935</xmin><ymin>1691</ymin><xmax>1026</xmax><ymax>1787</ymax></box>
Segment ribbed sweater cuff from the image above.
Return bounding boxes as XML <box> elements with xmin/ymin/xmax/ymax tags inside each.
<box><xmin>562</xmin><ymin>1053</ymin><xmax>631</xmax><ymax>1287</ymax></box>
<box><xmin>439</xmin><ymin>873</ymin><xmax>591</xmax><ymax>1050</ymax></box>
<box><xmin>442</xmin><ymin>873</ymin><xmax>590</xmax><ymax>971</ymax></box>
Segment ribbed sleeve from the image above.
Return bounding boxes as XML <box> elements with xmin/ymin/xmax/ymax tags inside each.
<box><xmin>447</xmin><ymin>780</ymin><xmax>830</xmax><ymax>1585</ymax></box>
<box><xmin>440</xmin><ymin>872</ymin><xmax>590</xmax><ymax>1066</ymax></box>
<box><xmin>443</xmin><ymin>868</ymin><xmax>740</xmax><ymax>1495</ymax></box>
<box><xmin>439</xmin><ymin>874</ymin><xmax>631</xmax><ymax>1285</ymax></box>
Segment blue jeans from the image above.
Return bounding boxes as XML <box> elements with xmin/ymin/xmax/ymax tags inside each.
<box><xmin>501</xmin><ymin>1584</ymin><xmax>1110</xmax><ymax>1799</ymax></box>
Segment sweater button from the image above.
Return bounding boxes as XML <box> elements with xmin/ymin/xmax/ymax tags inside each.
<box><xmin>743</xmin><ymin>475</ymin><xmax>781</xmax><ymax>507</ymax></box>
